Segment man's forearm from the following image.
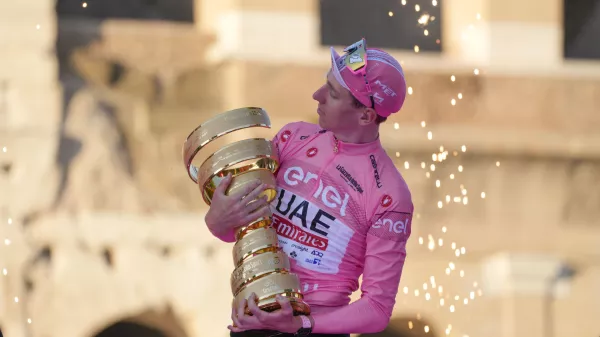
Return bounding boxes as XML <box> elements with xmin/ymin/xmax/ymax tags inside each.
<box><xmin>311</xmin><ymin>297</ymin><xmax>390</xmax><ymax>334</ymax></box>
<box><xmin>205</xmin><ymin>214</ymin><xmax>236</xmax><ymax>242</ymax></box>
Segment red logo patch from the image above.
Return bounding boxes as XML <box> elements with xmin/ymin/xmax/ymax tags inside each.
<box><xmin>273</xmin><ymin>214</ymin><xmax>328</xmax><ymax>250</ymax></box>
<box><xmin>381</xmin><ymin>195</ymin><xmax>393</xmax><ymax>207</ymax></box>
<box><xmin>306</xmin><ymin>147</ymin><xmax>318</xmax><ymax>157</ymax></box>
<box><xmin>280</xmin><ymin>130</ymin><xmax>292</xmax><ymax>142</ymax></box>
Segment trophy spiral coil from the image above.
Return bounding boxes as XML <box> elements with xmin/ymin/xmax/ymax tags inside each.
<box><xmin>182</xmin><ymin>107</ymin><xmax>310</xmax><ymax>316</ymax></box>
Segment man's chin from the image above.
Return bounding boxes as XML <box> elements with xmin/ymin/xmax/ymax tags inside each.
<box><xmin>317</xmin><ymin>115</ymin><xmax>324</xmax><ymax>128</ymax></box>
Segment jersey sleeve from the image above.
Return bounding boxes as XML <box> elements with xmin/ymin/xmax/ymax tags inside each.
<box><xmin>208</xmin><ymin>221</ymin><xmax>236</xmax><ymax>243</ymax></box>
<box><xmin>271</xmin><ymin>121</ymin><xmax>320</xmax><ymax>165</ymax></box>
<box><xmin>312</xmin><ymin>192</ymin><xmax>413</xmax><ymax>334</ymax></box>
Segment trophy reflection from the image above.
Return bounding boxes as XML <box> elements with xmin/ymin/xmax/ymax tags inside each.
<box><xmin>182</xmin><ymin>107</ymin><xmax>310</xmax><ymax>316</ymax></box>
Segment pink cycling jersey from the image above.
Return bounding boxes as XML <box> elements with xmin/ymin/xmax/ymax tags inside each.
<box><xmin>216</xmin><ymin>121</ymin><xmax>413</xmax><ymax>334</ymax></box>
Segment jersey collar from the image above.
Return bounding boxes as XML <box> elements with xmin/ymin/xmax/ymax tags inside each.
<box><xmin>325</xmin><ymin>131</ymin><xmax>383</xmax><ymax>155</ymax></box>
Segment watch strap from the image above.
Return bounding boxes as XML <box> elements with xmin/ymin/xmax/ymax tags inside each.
<box><xmin>294</xmin><ymin>315</ymin><xmax>313</xmax><ymax>336</ymax></box>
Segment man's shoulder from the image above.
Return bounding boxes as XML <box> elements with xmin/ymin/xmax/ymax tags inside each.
<box><xmin>275</xmin><ymin>121</ymin><xmax>324</xmax><ymax>145</ymax></box>
<box><xmin>366</xmin><ymin>155</ymin><xmax>413</xmax><ymax>241</ymax></box>
<box><xmin>277</xmin><ymin>121</ymin><xmax>322</xmax><ymax>135</ymax></box>
<box><xmin>368</xmin><ymin>151</ymin><xmax>413</xmax><ymax>212</ymax></box>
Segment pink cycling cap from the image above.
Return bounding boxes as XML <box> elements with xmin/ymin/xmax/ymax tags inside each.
<box><xmin>330</xmin><ymin>41</ymin><xmax>407</xmax><ymax>117</ymax></box>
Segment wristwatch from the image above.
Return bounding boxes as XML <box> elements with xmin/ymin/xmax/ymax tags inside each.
<box><xmin>294</xmin><ymin>315</ymin><xmax>313</xmax><ymax>336</ymax></box>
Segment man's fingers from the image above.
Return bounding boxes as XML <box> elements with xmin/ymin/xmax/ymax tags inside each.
<box><xmin>243</xmin><ymin>204</ymin><xmax>272</xmax><ymax>224</ymax></box>
<box><xmin>214</xmin><ymin>173</ymin><xmax>233</xmax><ymax>196</ymax></box>
<box><xmin>244</xmin><ymin>195</ymin><xmax>268</xmax><ymax>213</ymax></box>
<box><xmin>228</xmin><ymin>325</ymin><xmax>243</xmax><ymax>332</ymax></box>
<box><xmin>236</xmin><ymin>298</ymin><xmax>248</xmax><ymax>324</ymax></box>
<box><xmin>231</xmin><ymin>307</ymin><xmax>242</xmax><ymax>328</ymax></box>
<box><xmin>258</xmin><ymin>204</ymin><xmax>273</xmax><ymax>218</ymax></box>
<box><xmin>228</xmin><ymin>325</ymin><xmax>244</xmax><ymax>333</ymax></box>
<box><xmin>238</xmin><ymin>181</ymin><xmax>267</xmax><ymax>203</ymax></box>
<box><xmin>230</xmin><ymin>180</ymin><xmax>263</xmax><ymax>201</ymax></box>
<box><xmin>276</xmin><ymin>295</ymin><xmax>294</xmax><ymax>317</ymax></box>
<box><xmin>247</xmin><ymin>293</ymin><xmax>265</xmax><ymax>320</ymax></box>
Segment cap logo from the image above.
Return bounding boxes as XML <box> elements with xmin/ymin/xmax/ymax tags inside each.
<box><xmin>373</xmin><ymin>92</ymin><xmax>384</xmax><ymax>105</ymax></box>
<box><xmin>343</xmin><ymin>38</ymin><xmax>367</xmax><ymax>72</ymax></box>
<box><xmin>349</xmin><ymin>54</ymin><xmax>363</xmax><ymax>64</ymax></box>
<box><xmin>374</xmin><ymin>80</ymin><xmax>397</xmax><ymax>97</ymax></box>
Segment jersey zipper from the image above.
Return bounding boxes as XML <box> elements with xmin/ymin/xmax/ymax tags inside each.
<box><xmin>326</xmin><ymin>135</ymin><xmax>341</xmax><ymax>168</ymax></box>
<box><xmin>333</xmin><ymin>136</ymin><xmax>339</xmax><ymax>153</ymax></box>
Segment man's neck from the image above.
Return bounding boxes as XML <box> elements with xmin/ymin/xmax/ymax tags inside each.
<box><xmin>332</xmin><ymin>125</ymin><xmax>380</xmax><ymax>144</ymax></box>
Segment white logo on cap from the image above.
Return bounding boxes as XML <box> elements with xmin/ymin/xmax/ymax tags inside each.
<box><xmin>374</xmin><ymin>80</ymin><xmax>397</xmax><ymax>97</ymax></box>
<box><xmin>373</xmin><ymin>92</ymin><xmax>384</xmax><ymax>105</ymax></box>
<box><xmin>349</xmin><ymin>54</ymin><xmax>363</xmax><ymax>64</ymax></box>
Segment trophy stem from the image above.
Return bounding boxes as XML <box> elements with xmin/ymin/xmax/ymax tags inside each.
<box><xmin>230</xmin><ymin>215</ymin><xmax>311</xmax><ymax>316</ymax></box>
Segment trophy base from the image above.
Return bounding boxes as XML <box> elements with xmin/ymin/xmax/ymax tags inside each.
<box><xmin>233</xmin><ymin>273</ymin><xmax>311</xmax><ymax>316</ymax></box>
<box><xmin>242</xmin><ymin>291</ymin><xmax>311</xmax><ymax>316</ymax></box>
<box><xmin>262</xmin><ymin>297</ymin><xmax>312</xmax><ymax>317</ymax></box>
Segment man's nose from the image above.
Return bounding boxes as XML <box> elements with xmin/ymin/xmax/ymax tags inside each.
<box><xmin>313</xmin><ymin>85</ymin><xmax>326</xmax><ymax>102</ymax></box>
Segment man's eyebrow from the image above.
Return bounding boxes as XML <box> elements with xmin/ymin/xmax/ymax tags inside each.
<box><xmin>327</xmin><ymin>80</ymin><xmax>338</xmax><ymax>94</ymax></box>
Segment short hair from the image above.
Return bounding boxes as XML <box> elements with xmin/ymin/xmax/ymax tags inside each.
<box><xmin>350</xmin><ymin>95</ymin><xmax>387</xmax><ymax>124</ymax></box>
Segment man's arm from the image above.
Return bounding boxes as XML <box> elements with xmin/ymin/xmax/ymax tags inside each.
<box><xmin>205</xmin><ymin>122</ymin><xmax>304</xmax><ymax>242</ymax></box>
<box><xmin>311</xmin><ymin>207</ymin><xmax>412</xmax><ymax>334</ymax></box>
<box><xmin>205</xmin><ymin>212</ymin><xmax>236</xmax><ymax>242</ymax></box>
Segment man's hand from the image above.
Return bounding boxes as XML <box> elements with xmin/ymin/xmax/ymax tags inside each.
<box><xmin>228</xmin><ymin>293</ymin><xmax>302</xmax><ymax>334</ymax></box>
<box><xmin>205</xmin><ymin>174</ymin><xmax>273</xmax><ymax>239</ymax></box>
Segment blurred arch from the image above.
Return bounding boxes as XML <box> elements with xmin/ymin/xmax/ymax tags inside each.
<box><xmin>93</xmin><ymin>322</ymin><xmax>166</xmax><ymax>337</ymax></box>
<box><xmin>89</xmin><ymin>308</ymin><xmax>188</xmax><ymax>337</ymax></box>
<box><xmin>358</xmin><ymin>317</ymin><xmax>439</xmax><ymax>337</ymax></box>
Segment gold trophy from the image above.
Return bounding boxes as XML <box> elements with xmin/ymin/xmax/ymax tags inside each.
<box><xmin>182</xmin><ymin>107</ymin><xmax>311</xmax><ymax>316</ymax></box>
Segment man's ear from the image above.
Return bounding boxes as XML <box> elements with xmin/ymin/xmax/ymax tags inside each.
<box><xmin>359</xmin><ymin>108</ymin><xmax>378</xmax><ymax>125</ymax></box>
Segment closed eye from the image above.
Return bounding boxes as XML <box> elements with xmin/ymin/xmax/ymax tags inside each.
<box><xmin>327</xmin><ymin>80</ymin><xmax>338</xmax><ymax>98</ymax></box>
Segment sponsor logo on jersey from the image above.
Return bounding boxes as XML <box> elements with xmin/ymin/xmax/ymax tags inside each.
<box><xmin>272</xmin><ymin>185</ymin><xmax>354</xmax><ymax>274</ymax></box>
<box><xmin>280</xmin><ymin>130</ymin><xmax>292</xmax><ymax>142</ymax></box>
<box><xmin>336</xmin><ymin>165</ymin><xmax>364</xmax><ymax>194</ymax></box>
<box><xmin>370</xmin><ymin>211</ymin><xmax>412</xmax><ymax>241</ymax></box>
<box><xmin>372</xmin><ymin>215</ymin><xmax>409</xmax><ymax>234</ymax></box>
<box><xmin>282</xmin><ymin>166</ymin><xmax>350</xmax><ymax>216</ymax></box>
<box><xmin>311</xmin><ymin>250</ymin><xmax>324</xmax><ymax>258</ymax></box>
<box><xmin>274</xmin><ymin>190</ymin><xmax>335</xmax><ymax>238</ymax></box>
<box><xmin>273</xmin><ymin>213</ymin><xmax>329</xmax><ymax>250</ymax></box>
<box><xmin>306</xmin><ymin>147</ymin><xmax>318</xmax><ymax>157</ymax></box>
<box><xmin>305</xmin><ymin>257</ymin><xmax>322</xmax><ymax>265</ymax></box>
<box><xmin>381</xmin><ymin>194</ymin><xmax>393</xmax><ymax>207</ymax></box>
<box><xmin>370</xmin><ymin>155</ymin><xmax>383</xmax><ymax>188</ymax></box>
<box><xmin>291</xmin><ymin>243</ymin><xmax>309</xmax><ymax>252</ymax></box>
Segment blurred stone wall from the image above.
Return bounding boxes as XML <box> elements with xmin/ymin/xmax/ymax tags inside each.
<box><xmin>0</xmin><ymin>0</ymin><xmax>63</xmax><ymax>335</ymax></box>
<box><xmin>1</xmin><ymin>1</ymin><xmax>600</xmax><ymax>337</ymax></box>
